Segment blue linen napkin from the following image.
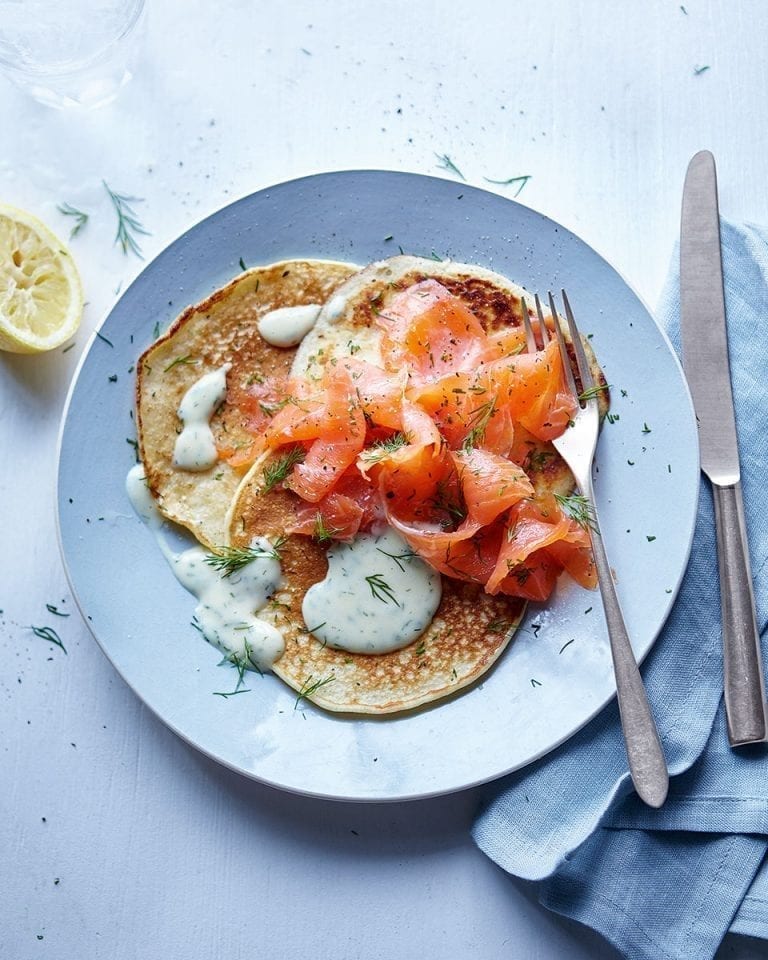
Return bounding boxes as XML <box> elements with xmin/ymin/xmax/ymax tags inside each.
<box><xmin>472</xmin><ymin>220</ymin><xmax>768</xmax><ymax>960</ymax></box>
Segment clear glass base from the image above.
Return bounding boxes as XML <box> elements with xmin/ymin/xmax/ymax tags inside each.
<box><xmin>3</xmin><ymin>63</ymin><xmax>133</xmax><ymax>109</ymax></box>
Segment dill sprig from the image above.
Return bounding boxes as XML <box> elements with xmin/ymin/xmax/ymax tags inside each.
<box><xmin>578</xmin><ymin>383</ymin><xmax>610</xmax><ymax>402</ymax></box>
<box><xmin>204</xmin><ymin>537</ymin><xmax>287</xmax><ymax>577</ymax></box>
<box><xmin>294</xmin><ymin>673</ymin><xmax>336</xmax><ymax>709</ymax></box>
<box><xmin>163</xmin><ymin>355</ymin><xmax>198</xmax><ymax>373</ymax></box>
<box><xmin>261</xmin><ymin>447</ymin><xmax>305</xmax><ymax>493</ymax></box>
<box><xmin>483</xmin><ymin>175</ymin><xmax>531</xmax><ymax>198</ymax></box>
<box><xmin>365</xmin><ymin>573</ymin><xmax>400</xmax><ymax>606</ymax></box>
<box><xmin>555</xmin><ymin>492</ymin><xmax>598</xmax><ymax>532</ymax></box>
<box><xmin>462</xmin><ymin>398</ymin><xmax>496</xmax><ymax>451</ymax></box>
<box><xmin>57</xmin><ymin>202</ymin><xmax>89</xmax><ymax>239</ymax></box>
<box><xmin>431</xmin><ymin>476</ymin><xmax>467</xmax><ymax>526</ymax></box>
<box><xmin>30</xmin><ymin>625</ymin><xmax>67</xmax><ymax>654</ymax></box>
<box><xmin>258</xmin><ymin>396</ymin><xmax>296</xmax><ymax>418</ymax></box>
<box><xmin>434</xmin><ymin>152</ymin><xmax>466</xmax><ymax>181</ymax></box>
<box><xmin>313</xmin><ymin>514</ymin><xmax>341</xmax><ymax>543</ymax></box>
<box><xmin>376</xmin><ymin>547</ymin><xmax>418</xmax><ymax>572</ymax></box>
<box><xmin>103</xmin><ymin>180</ymin><xmax>150</xmax><ymax>258</ymax></box>
<box><xmin>524</xmin><ymin>448</ymin><xmax>554</xmax><ymax>472</ymax></box>
<box><xmin>360</xmin><ymin>432</ymin><xmax>408</xmax><ymax>464</ymax></box>
<box><xmin>220</xmin><ymin>638</ymin><xmax>263</xmax><ymax>685</ymax></box>
<box><xmin>213</xmin><ymin>688</ymin><xmax>251</xmax><ymax>698</ymax></box>
<box><xmin>46</xmin><ymin>604</ymin><xmax>70</xmax><ymax>617</ymax></box>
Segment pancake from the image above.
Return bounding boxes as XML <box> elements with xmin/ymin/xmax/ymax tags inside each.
<box><xmin>136</xmin><ymin>254</ymin><xmax>608</xmax><ymax>716</ymax></box>
<box><xmin>226</xmin><ymin>256</ymin><xmax>608</xmax><ymax>713</ymax></box>
<box><xmin>294</xmin><ymin>255</ymin><xmax>608</xmax><ymax>497</ymax></box>
<box><xmin>136</xmin><ymin>259</ymin><xmax>357</xmax><ymax>548</ymax></box>
<box><xmin>225</xmin><ymin>451</ymin><xmax>526</xmax><ymax>714</ymax></box>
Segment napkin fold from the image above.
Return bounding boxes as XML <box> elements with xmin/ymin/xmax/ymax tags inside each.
<box><xmin>472</xmin><ymin>220</ymin><xmax>768</xmax><ymax>960</ymax></box>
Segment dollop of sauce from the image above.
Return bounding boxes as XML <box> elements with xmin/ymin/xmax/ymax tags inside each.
<box><xmin>302</xmin><ymin>527</ymin><xmax>441</xmax><ymax>655</ymax></box>
<box><xmin>126</xmin><ymin>464</ymin><xmax>284</xmax><ymax>671</ymax></box>
<box><xmin>173</xmin><ymin>365</ymin><xmax>230</xmax><ymax>472</ymax></box>
<box><xmin>257</xmin><ymin>303</ymin><xmax>322</xmax><ymax>347</ymax></box>
<box><xmin>324</xmin><ymin>293</ymin><xmax>348</xmax><ymax>324</ymax></box>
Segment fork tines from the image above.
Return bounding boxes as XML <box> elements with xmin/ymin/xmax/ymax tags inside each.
<box><xmin>520</xmin><ymin>290</ymin><xmax>595</xmax><ymax>404</ymax></box>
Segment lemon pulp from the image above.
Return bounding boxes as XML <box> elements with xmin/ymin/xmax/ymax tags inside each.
<box><xmin>0</xmin><ymin>204</ymin><xmax>83</xmax><ymax>354</ymax></box>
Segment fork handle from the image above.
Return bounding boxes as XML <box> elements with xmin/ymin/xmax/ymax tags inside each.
<box><xmin>584</xmin><ymin>481</ymin><xmax>669</xmax><ymax>808</ymax></box>
<box><xmin>712</xmin><ymin>480</ymin><xmax>768</xmax><ymax>746</ymax></box>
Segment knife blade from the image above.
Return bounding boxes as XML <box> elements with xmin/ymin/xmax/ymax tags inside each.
<box><xmin>680</xmin><ymin>150</ymin><xmax>768</xmax><ymax>746</ymax></box>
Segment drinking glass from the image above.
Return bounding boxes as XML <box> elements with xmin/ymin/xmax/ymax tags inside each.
<box><xmin>0</xmin><ymin>0</ymin><xmax>146</xmax><ymax>109</ymax></box>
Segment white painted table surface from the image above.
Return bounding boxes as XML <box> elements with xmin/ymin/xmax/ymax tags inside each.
<box><xmin>2</xmin><ymin>1</ymin><xmax>768</xmax><ymax>957</ymax></box>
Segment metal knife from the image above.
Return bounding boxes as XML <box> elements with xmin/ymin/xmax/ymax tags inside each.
<box><xmin>680</xmin><ymin>150</ymin><xmax>768</xmax><ymax>746</ymax></box>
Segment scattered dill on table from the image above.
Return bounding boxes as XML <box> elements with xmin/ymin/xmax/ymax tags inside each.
<box><xmin>103</xmin><ymin>180</ymin><xmax>150</xmax><ymax>258</ymax></box>
<box><xmin>483</xmin><ymin>174</ymin><xmax>531</xmax><ymax>198</ymax></box>
<box><xmin>30</xmin><ymin>626</ymin><xmax>67</xmax><ymax>654</ymax></box>
<box><xmin>57</xmin><ymin>202</ymin><xmax>89</xmax><ymax>239</ymax></box>
<box><xmin>434</xmin><ymin>152</ymin><xmax>466</xmax><ymax>181</ymax></box>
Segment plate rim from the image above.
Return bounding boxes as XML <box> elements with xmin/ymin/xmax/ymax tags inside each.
<box><xmin>55</xmin><ymin>169</ymin><xmax>700</xmax><ymax>802</ymax></box>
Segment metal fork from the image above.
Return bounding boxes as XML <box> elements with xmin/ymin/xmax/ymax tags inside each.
<box><xmin>520</xmin><ymin>291</ymin><xmax>669</xmax><ymax>808</ymax></box>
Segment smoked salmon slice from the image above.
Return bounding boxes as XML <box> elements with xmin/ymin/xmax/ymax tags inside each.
<box><xmin>249</xmin><ymin>278</ymin><xmax>593</xmax><ymax>603</ymax></box>
<box><xmin>375</xmin><ymin>279</ymin><xmax>495</xmax><ymax>382</ymax></box>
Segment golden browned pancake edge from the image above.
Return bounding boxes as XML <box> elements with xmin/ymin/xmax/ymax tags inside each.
<box><xmin>136</xmin><ymin>259</ymin><xmax>358</xmax><ymax>548</ymax></box>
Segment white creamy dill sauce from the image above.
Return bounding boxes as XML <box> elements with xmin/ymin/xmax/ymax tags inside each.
<box><xmin>173</xmin><ymin>364</ymin><xmax>230</xmax><ymax>472</ymax></box>
<box><xmin>126</xmin><ymin>464</ymin><xmax>284</xmax><ymax>671</ymax></box>
<box><xmin>126</xmin><ymin>462</ymin><xmax>165</xmax><ymax>533</ymax></box>
<box><xmin>302</xmin><ymin>527</ymin><xmax>441</xmax><ymax>655</ymax></box>
<box><xmin>172</xmin><ymin>541</ymin><xmax>284</xmax><ymax>671</ymax></box>
<box><xmin>324</xmin><ymin>293</ymin><xmax>348</xmax><ymax>324</ymax></box>
<box><xmin>257</xmin><ymin>303</ymin><xmax>322</xmax><ymax>347</ymax></box>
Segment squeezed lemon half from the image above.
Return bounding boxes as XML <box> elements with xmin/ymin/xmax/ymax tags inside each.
<box><xmin>0</xmin><ymin>203</ymin><xmax>83</xmax><ymax>354</ymax></box>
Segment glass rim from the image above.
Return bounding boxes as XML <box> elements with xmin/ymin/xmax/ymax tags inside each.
<box><xmin>0</xmin><ymin>0</ymin><xmax>145</xmax><ymax>76</ymax></box>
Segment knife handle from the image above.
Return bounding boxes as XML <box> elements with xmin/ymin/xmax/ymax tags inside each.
<box><xmin>712</xmin><ymin>480</ymin><xmax>768</xmax><ymax>745</ymax></box>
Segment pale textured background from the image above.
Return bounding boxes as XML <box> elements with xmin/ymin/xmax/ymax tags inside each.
<box><xmin>2</xmin><ymin>1</ymin><xmax>767</xmax><ymax>957</ymax></box>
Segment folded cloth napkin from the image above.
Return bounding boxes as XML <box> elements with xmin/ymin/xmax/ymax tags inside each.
<box><xmin>473</xmin><ymin>220</ymin><xmax>768</xmax><ymax>960</ymax></box>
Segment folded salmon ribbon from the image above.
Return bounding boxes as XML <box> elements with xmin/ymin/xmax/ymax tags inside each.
<box><xmin>223</xmin><ymin>279</ymin><xmax>596</xmax><ymax>601</ymax></box>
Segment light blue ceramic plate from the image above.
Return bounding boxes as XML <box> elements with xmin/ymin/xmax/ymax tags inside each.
<box><xmin>57</xmin><ymin>171</ymin><xmax>699</xmax><ymax>801</ymax></box>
